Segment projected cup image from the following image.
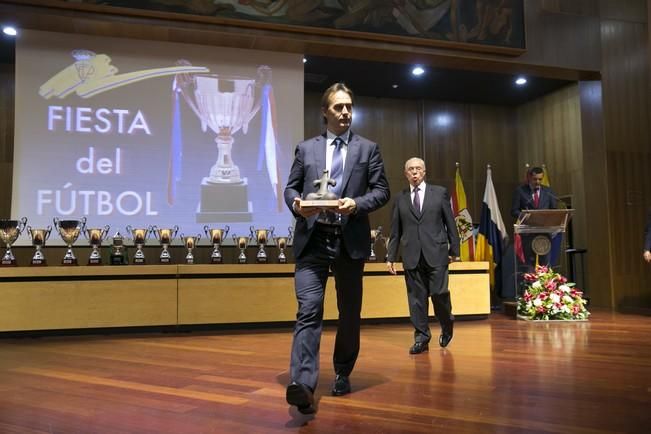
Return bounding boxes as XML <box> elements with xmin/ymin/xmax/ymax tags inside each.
<box><xmin>27</xmin><ymin>225</ymin><xmax>52</xmax><ymax>266</ymax></box>
<box><xmin>126</xmin><ymin>225</ymin><xmax>152</xmax><ymax>265</ymax></box>
<box><xmin>84</xmin><ymin>224</ymin><xmax>110</xmax><ymax>265</ymax></box>
<box><xmin>54</xmin><ymin>217</ymin><xmax>87</xmax><ymax>266</ymax></box>
<box><xmin>204</xmin><ymin>225</ymin><xmax>229</xmax><ymax>264</ymax></box>
<box><xmin>0</xmin><ymin>217</ymin><xmax>27</xmax><ymax>266</ymax></box>
<box><xmin>175</xmin><ymin>62</ymin><xmax>272</xmax><ymax>223</ymax></box>
<box><xmin>153</xmin><ymin>225</ymin><xmax>179</xmax><ymax>264</ymax></box>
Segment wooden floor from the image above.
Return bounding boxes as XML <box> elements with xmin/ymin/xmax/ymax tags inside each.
<box><xmin>0</xmin><ymin>310</ymin><xmax>650</xmax><ymax>434</ymax></box>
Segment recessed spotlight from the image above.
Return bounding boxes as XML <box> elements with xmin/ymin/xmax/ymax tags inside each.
<box><xmin>302</xmin><ymin>57</ymin><xmax>307</xmax><ymax>64</ymax></box>
<box><xmin>392</xmin><ymin>84</ymin><xmax>399</xmax><ymax>89</ymax></box>
<box><xmin>515</xmin><ymin>77</ymin><xmax>527</xmax><ymax>86</ymax></box>
<box><xmin>2</xmin><ymin>26</ymin><xmax>17</xmax><ymax>37</ymax></box>
<box><xmin>412</xmin><ymin>66</ymin><xmax>425</xmax><ymax>76</ymax></box>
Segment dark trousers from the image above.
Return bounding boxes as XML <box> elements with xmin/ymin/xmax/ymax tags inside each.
<box><xmin>404</xmin><ymin>255</ymin><xmax>453</xmax><ymax>344</ymax></box>
<box><xmin>289</xmin><ymin>228</ymin><xmax>364</xmax><ymax>391</ymax></box>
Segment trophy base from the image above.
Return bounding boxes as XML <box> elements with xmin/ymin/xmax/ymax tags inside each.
<box><xmin>133</xmin><ymin>258</ymin><xmax>146</xmax><ymax>265</ymax></box>
<box><xmin>278</xmin><ymin>258</ymin><xmax>287</xmax><ymax>264</ymax></box>
<box><xmin>196</xmin><ymin>178</ymin><xmax>252</xmax><ymax>222</ymax></box>
<box><xmin>88</xmin><ymin>258</ymin><xmax>102</xmax><ymax>266</ymax></box>
<box><xmin>62</xmin><ymin>258</ymin><xmax>78</xmax><ymax>266</ymax></box>
<box><xmin>1</xmin><ymin>259</ymin><xmax>17</xmax><ymax>266</ymax></box>
<box><xmin>256</xmin><ymin>257</ymin><xmax>268</xmax><ymax>264</ymax></box>
<box><xmin>300</xmin><ymin>199</ymin><xmax>340</xmax><ymax>209</ymax></box>
<box><xmin>110</xmin><ymin>254</ymin><xmax>127</xmax><ymax>265</ymax></box>
<box><xmin>210</xmin><ymin>257</ymin><xmax>223</xmax><ymax>264</ymax></box>
<box><xmin>31</xmin><ymin>259</ymin><xmax>47</xmax><ymax>266</ymax></box>
<box><xmin>160</xmin><ymin>257</ymin><xmax>172</xmax><ymax>264</ymax></box>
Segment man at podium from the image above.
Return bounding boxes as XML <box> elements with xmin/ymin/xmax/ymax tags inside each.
<box><xmin>510</xmin><ymin>166</ymin><xmax>557</xmax><ymax>218</ymax></box>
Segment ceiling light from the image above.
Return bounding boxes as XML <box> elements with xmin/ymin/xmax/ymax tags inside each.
<box><xmin>515</xmin><ymin>77</ymin><xmax>527</xmax><ymax>86</ymax></box>
<box><xmin>2</xmin><ymin>26</ymin><xmax>17</xmax><ymax>36</ymax></box>
<box><xmin>302</xmin><ymin>57</ymin><xmax>307</xmax><ymax>64</ymax></box>
<box><xmin>412</xmin><ymin>66</ymin><xmax>425</xmax><ymax>76</ymax></box>
<box><xmin>392</xmin><ymin>84</ymin><xmax>398</xmax><ymax>89</ymax></box>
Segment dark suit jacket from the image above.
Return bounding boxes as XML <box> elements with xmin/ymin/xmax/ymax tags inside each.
<box><xmin>644</xmin><ymin>211</ymin><xmax>651</xmax><ymax>252</ymax></box>
<box><xmin>510</xmin><ymin>184</ymin><xmax>557</xmax><ymax>219</ymax></box>
<box><xmin>284</xmin><ymin>132</ymin><xmax>390</xmax><ymax>260</ymax></box>
<box><xmin>387</xmin><ymin>184</ymin><xmax>460</xmax><ymax>270</ymax></box>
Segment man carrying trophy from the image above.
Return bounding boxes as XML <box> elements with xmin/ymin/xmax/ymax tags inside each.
<box><xmin>284</xmin><ymin>83</ymin><xmax>390</xmax><ymax>414</ymax></box>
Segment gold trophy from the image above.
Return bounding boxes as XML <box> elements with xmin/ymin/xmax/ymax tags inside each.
<box><xmin>250</xmin><ymin>226</ymin><xmax>274</xmax><ymax>263</ymax></box>
<box><xmin>181</xmin><ymin>234</ymin><xmax>201</xmax><ymax>264</ymax></box>
<box><xmin>0</xmin><ymin>217</ymin><xmax>27</xmax><ymax>266</ymax></box>
<box><xmin>153</xmin><ymin>225</ymin><xmax>179</xmax><ymax>264</ymax></box>
<box><xmin>84</xmin><ymin>225</ymin><xmax>110</xmax><ymax>265</ymax></box>
<box><xmin>203</xmin><ymin>225</ymin><xmax>229</xmax><ymax>264</ymax></box>
<box><xmin>175</xmin><ymin>62</ymin><xmax>273</xmax><ymax>222</ymax></box>
<box><xmin>53</xmin><ymin>217</ymin><xmax>87</xmax><ymax>266</ymax></box>
<box><xmin>27</xmin><ymin>225</ymin><xmax>52</xmax><ymax>266</ymax></box>
<box><xmin>369</xmin><ymin>226</ymin><xmax>383</xmax><ymax>262</ymax></box>
<box><xmin>233</xmin><ymin>235</ymin><xmax>249</xmax><ymax>264</ymax></box>
<box><xmin>126</xmin><ymin>225</ymin><xmax>152</xmax><ymax>265</ymax></box>
<box><xmin>272</xmin><ymin>227</ymin><xmax>293</xmax><ymax>264</ymax></box>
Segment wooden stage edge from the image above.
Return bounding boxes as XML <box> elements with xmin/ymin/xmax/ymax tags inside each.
<box><xmin>0</xmin><ymin>262</ymin><xmax>490</xmax><ymax>333</ymax></box>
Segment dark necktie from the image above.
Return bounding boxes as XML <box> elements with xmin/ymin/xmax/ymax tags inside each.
<box><xmin>330</xmin><ymin>137</ymin><xmax>344</xmax><ymax>197</ymax></box>
<box><xmin>413</xmin><ymin>186</ymin><xmax>421</xmax><ymax>214</ymax></box>
<box><xmin>533</xmin><ymin>188</ymin><xmax>540</xmax><ymax>208</ymax></box>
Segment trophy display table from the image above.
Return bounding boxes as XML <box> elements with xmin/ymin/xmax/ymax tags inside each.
<box><xmin>0</xmin><ymin>262</ymin><xmax>489</xmax><ymax>333</ymax></box>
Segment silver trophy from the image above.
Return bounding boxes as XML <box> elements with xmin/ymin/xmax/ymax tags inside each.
<box><xmin>27</xmin><ymin>225</ymin><xmax>52</xmax><ymax>266</ymax></box>
<box><xmin>0</xmin><ymin>217</ymin><xmax>27</xmax><ymax>266</ymax></box>
<box><xmin>233</xmin><ymin>235</ymin><xmax>249</xmax><ymax>264</ymax></box>
<box><xmin>204</xmin><ymin>225</ymin><xmax>229</xmax><ymax>264</ymax></box>
<box><xmin>250</xmin><ymin>226</ymin><xmax>274</xmax><ymax>264</ymax></box>
<box><xmin>84</xmin><ymin>225</ymin><xmax>110</xmax><ymax>265</ymax></box>
<box><xmin>369</xmin><ymin>226</ymin><xmax>383</xmax><ymax>262</ymax></box>
<box><xmin>181</xmin><ymin>234</ymin><xmax>201</xmax><ymax>264</ymax></box>
<box><xmin>126</xmin><ymin>225</ymin><xmax>152</xmax><ymax>265</ymax></box>
<box><xmin>54</xmin><ymin>217</ymin><xmax>87</xmax><ymax>266</ymax></box>
<box><xmin>272</xmin><ymin>227</ymin><xmax>293</xmax><ymax>264</ymax></box>
<box><xmin>110</xmin><ymin>231</ymin><xmax>127</xmax><ymax>265</ymax></box>
<box><xmin>153</xmin><ymin>225</ymin><xmax>179</xmax><ymax>264</ymax></box>
<box><xmin>175</xmin><ymin>62</ymin><xmax>272</xmax><ymax>222</ymax></box>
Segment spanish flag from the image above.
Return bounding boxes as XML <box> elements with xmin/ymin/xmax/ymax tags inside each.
<box><xmin>475</xmin><ymin>165</ymin><xmax>508</xmax><ymax>286</ymax></box>
<box><xmin>451</xmin><ymin>163</ymin><xmax>474</xmax><ymax>261</ymax></box>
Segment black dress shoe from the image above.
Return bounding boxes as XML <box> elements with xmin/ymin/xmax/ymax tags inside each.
<box><xmin>331</xmin><ymin>375</ymin><xmax>351</xmax><ymax>396</ymax></box>
<box><xmin>409</xmin><ymin>342</ymin><xmax>429</xmax><ymax>354</ymax></box>
<box><xmin>286</xmin><ymin>382</ymin><xmax>315</xmax><ymax>414</ymax></box>
<box><xmin>439</xmin><ymin>332</ymin><xmax>453</xmax><ymax>348</ymax></box>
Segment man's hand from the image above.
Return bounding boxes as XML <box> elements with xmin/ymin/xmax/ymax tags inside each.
<box><xmin>449</xmin><ymin>256</ymin><xmax>461</xmax><ymax>263</ymax></box>
<box><xmin>337</xmin><ymin>197</ymin><xmax>357</xmax><ymax>215</ymax></box>
<box><xmin>293</xmin><ymin>197</ymin><xmax>321</xmax><ymax>218</ymax></box>
<box><xmin>387</xmin><ymin>261</ymin><xmax>397</xmax><ymax>275</ymax></box>
<box><xmin>644</xmin><ymin>250</ymin><xmax>651</xmax><ymax>263</ymax></box>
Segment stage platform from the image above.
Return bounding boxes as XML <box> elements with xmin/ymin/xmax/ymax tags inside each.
<box><xmin>0</xmin><ymin>262</ymin><xmax>489</xmax><ymax>332</ymax></box>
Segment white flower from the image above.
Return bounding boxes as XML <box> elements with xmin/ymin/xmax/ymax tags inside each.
<box><xmin>532</xmin><ymin>281</ymin><xmax>542</xmax><ymax>289</ymax></box>
<box><xmin>550</xmin><ymin>293</ymin><xmax>561</xmax><ymax>303</ymax></box>
<box><xmin>559</xmin><ymin>284</ymin><xmax>570</xmax><ymax>293</ymax></box>
<box><xmin>533</xmin><ymin>299</ymin><xmax>543</xmax><ymax>307</ymax></box>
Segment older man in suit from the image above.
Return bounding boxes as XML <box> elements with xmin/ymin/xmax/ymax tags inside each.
<box><xmin>387</xmin><ymin>157</ymin><xmax>460</xmax><ymax>354</ymax></box>
<box><xmin>284</xmin><ymin>83</ymin><xmax>390</xmax><ymax>414</ymax></box>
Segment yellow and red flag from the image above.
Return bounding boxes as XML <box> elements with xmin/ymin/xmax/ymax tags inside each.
<box><xmin>451</xmin><ymin>163</ymin><xmax>474</xmax><ymax>261</ymax></box>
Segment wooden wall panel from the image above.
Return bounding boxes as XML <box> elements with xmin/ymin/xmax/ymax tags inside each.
<box><xmin>0</xmin><ymin>64</ymin><xmax>14</xmax><ymax>218</ymax></box>
<box><xmin>600</xmin><ymin>15</ymin><xmax>651</xmax><ymax>311</ymax></box>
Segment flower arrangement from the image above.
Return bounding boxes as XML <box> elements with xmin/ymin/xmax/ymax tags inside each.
<box><xmin>517</xmin><ymin>265</ymin><xmax>590</xmax><ymax>320</ymax></box>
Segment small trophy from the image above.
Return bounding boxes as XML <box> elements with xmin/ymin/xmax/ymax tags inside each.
<box><xmin>153</xmin><ymin>225</ymin><xmax>179</xmax><ymax>264</ymax></box>
<box><xmin>250</xmin><ymin>226</ymin><xmax>274</xmax><ymax>264</ymax></box>
<box><xmin>299</xmin><ymin>170</ymin><xmax>340</xmax><ymax>210</ymax></box>
<box><xmin>110</xmin><ymin>232</ymin><xmax>127</xmax><ymax>265</ymax></box>
<box><xmin>126</xmin><ymin>225</ymin><xmax>151</xmax><ymax>265</ymax></box>
<box><xmin>273</xmin><ymin>227</ymin><xmax>293</xmax><ymax>264</ymax></box>
<box><xmin>181</xmin><ymin>234</ymin><xmax>200</xmax><ymax>264</ymax></box>
<box><xmin>27</xmin><ymin>225</ymin><xmax>52</xmax><ymax>266</ymax></box>
<box><xmin>204</xmin><ymin>225</ymin><xmax>229</xmax><ymax>264</ymax></box>
<box><xmin>84</xmin><ymin>225</ymin><xmax>110</xmax><ymax>265</ymax></box>
<box><xmin>54</xmin><ymin>217</ymin><xmax>87</xmax><ymax>265</ymax></box>
<box><xmin>368</xmin><ymin>226</ymin><xmax>383</xmax><ymax>262</ymax></box>
<box><xmin>0</xmin><ymin>217</ymin><xmax>27</xmax><ymax>266</ymax></box>
<box><xmin>233</xmin><ymin>235</ymin><xmax>249</xmax><ymax>264</ymax></box>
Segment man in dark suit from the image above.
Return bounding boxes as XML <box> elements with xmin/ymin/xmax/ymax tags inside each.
<box><xmin>386</xmin><ymin>157</ymin><xmax>460</xmax><ymax>354</ymax></box>
<box><xmin>643</xmin><ymin>211</ymin><xmax>651</xmax><ymax>263</ymax></box>
<box><xmin>510</xmin><ymin>166</ymin><xmax>557</xmax><ymax>219</ymax></box>
<box><xmin>284</xmin><ymin>83</ymin><xmax>390</xmax><ymax>414</ymax></box>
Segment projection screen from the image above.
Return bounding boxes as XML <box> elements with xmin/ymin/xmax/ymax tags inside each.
<box><xmin>12</xmin><ymin>30</ymin><xmax>303</xmax><ymax>245</ymax></box>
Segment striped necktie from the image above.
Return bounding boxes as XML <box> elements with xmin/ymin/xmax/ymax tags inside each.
<box><xmin>330</xmin><ymin>137</ymin><xmax>344</xmax><ymax>197</ymax></box>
